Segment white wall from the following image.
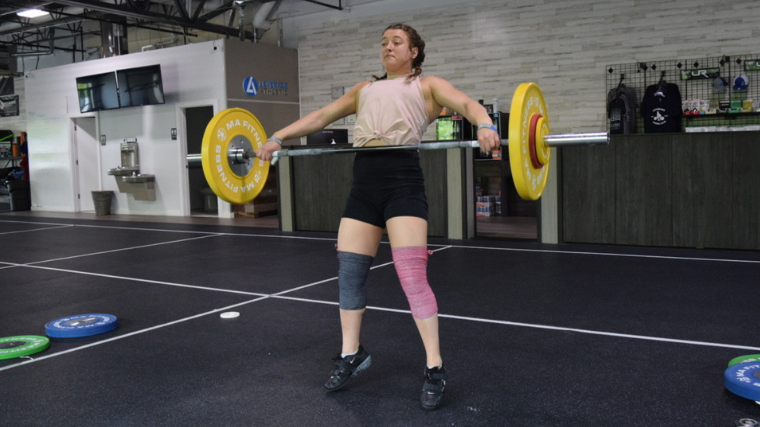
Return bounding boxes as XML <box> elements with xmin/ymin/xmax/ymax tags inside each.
<box><xmin>24</xmin><ymin>40</ymin><xmax>227</xmax><ymax>214</ymax></box>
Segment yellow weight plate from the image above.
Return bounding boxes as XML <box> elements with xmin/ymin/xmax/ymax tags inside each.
<box><xmin>201</xmin><ymin>108</ymin><xmax>269</xmax><ymax>204</ymax></box>
<box><xmin>509</xmin><ymin>83</ymin><xmax>551</xmax><ymax>200</ymax></box>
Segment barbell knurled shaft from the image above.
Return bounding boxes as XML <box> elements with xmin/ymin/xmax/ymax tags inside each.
<box><xmin>270</xmin><ymin>132</ymin><xmax>609</xmax><ymax>158</ymax></box>
<box><xmin>187</xmin><ymin>131</ymin><xmax>610</xmax><ymax>167</ymax></box>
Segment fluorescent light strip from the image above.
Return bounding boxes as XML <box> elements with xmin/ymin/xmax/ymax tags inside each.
<box><xmin>17</xmin><ymin>9</ymin><xmax>49</xmax><ymax>18</ymax></box>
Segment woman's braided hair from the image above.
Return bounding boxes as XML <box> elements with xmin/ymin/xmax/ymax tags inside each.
<box><xmin>373</xmin><ymin>23</ymin><xmax>426</xmax><ymax>81</ymax></box>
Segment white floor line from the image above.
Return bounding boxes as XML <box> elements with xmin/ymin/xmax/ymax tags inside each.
<box><xmin>435</xmin><ymin>313</ymin><xmax>760</xmax><ymax>351</ymax></box>
<box><xmin>3</xmin><ymin>256</ymin><xmax>757</xmax><ymax>374</ymax></box>
<box><xmin>15</xmin><ymin>253</ymin><xmax>758</xmax><ymax>354</ymax></box>
<box><xmin>452</xmin><ymin>244</ymin><xmax>760</xmax><ymax>265</ymax></box>
<box><xmin>269</xmin><ymin>260</ymin><xmax>393</xmax><ymax>298</ymax></box>
<box><xmin>15</xmin><ymin>263</ymin><xmax>269</xmax><ymax>297</ymax></box>
<box><xmin>258</xmin><ymin>294</ymin><xmax>760</xmax><ymax>352</ymax></box>
<box><xmin>13</xmin><ymin>256</ymin><xmax>351</xmax><ymax>299</ymax></box>
<box><xmin>1</xmin><ymin>219</ymin><xmax>758</xmax><ymax>368</ymax></box>
<box><xmin>0</xmin><ymin>218</ymin><xmax>348</xmax><ymax>244</ymax></box>
<box><xmin>0</xmin><ymin>218</ymin><xmax>338</xmax><ymax>241</ymax></box>
<box><xmin>0</xmin><ymin>224</ymin><xmax>74</xmax><ymax>236</ymax></box>
<box><xmin>0</xmin><ymin>296</ymin><xmax>269</xmax><ymax>373</ymax></box>
<box><xmin>0</xmin><ymin>219</ymin><xmax>219</xmax><ymax>235</ymax></box>
<box><xmin>0</xmin><ymin>218</ymin><xmax>444</xmax><ymax>247</ymax></box>
<box><xmin>71</xmin><ymin>223</ymin><xmax>270</xmax><ymax>236</ymax></box>
<box><xmin>271</xmin><ymin>275</ymin><xmax>340</xmax><ymax>297</ymax></box>
<box><xmin>3</xmin><ymin>217</ymin><xmax>757</xmax><ymax>265</ymax></box>
<box><xmin>271</xmin><ymin>246</ymin><xmax>453</xmax><ymax>297</ymax></box>
<box><xmin>4</xmin><ymin>245</ymin><xmax>455</xmax><ymax>300</ymax></box>
<box><xmin>19</xmin><ymin>234</ymin><xmax>223</xmax><ymax>267</ymax></box>
<box><xmin>215</xmin><ymin>232</ymin><xmax>339</xmax><ymax>243</ymax></box>
<box><xmin>0</xmin><ymin>219</ymin><xmax>79</xmax><ymax>227</ymax></box>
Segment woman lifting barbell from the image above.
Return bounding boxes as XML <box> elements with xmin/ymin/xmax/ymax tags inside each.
<box><xmin>256</xmin><ymin>23</ymin><xmax>500</xmax><ymax>410</ymax></box>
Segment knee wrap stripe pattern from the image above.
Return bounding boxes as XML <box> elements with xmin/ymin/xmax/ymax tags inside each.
<box><xmin>392</xmin><ymin>246</ymin><xmax>438</xmax><ymax>319</ymax></box>
<box><xmin>337</xmin><ymin>251</ymin><xmax>374</xmax><ymax>310</ymax></box>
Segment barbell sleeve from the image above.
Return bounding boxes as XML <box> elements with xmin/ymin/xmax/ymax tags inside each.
<box><xmin>187</xmin><ymin>153</ymin><xmax>202</xmax><ymax>167</ymax></box>
<box><xmin>543</xmin><ymin>132</ymin><xmax>609</xmax><ymax>147</ymax></box>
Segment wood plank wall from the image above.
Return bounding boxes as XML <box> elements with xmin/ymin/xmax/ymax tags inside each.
<box><xmin>562</xmin><ymin>132</ymin><xmax>760</xmax><ymax>250</ymax></box>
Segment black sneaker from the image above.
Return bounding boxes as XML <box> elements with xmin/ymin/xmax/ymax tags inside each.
<box><xmin>420</xmin><ymin>365</ymin><xmax>447</xmax><ymax>410</ymax></box>
<box><xmin>323</xmin><ymin>345</ymin><xmax>373</xmax><ymax>392</ymax></box>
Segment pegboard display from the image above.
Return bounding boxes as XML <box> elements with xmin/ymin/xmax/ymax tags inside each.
<box><xmin>606</xmin><ymin>54</ymin><xmax>760</xmax><ymax>134</ymax></box>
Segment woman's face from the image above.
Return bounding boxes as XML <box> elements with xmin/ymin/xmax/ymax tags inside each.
<box><xmin>380</xmin><ymin>29</ymin><xmax>418</xmax><ymax>74</ymax></box>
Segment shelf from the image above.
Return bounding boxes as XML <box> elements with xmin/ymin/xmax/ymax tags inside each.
<box><xmin>684</xmin><ymin>111</ymin><xmax>760</xmax><ymax>119</ymax></box>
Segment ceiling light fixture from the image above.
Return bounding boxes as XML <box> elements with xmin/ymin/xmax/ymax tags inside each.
<box><xmin>17</xmin><ymin>9</ymin><xmax>50</xmax><ymax>18</ymax></box>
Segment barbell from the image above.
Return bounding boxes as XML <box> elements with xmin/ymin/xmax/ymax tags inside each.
<box><xmin>186</xmin><ymin>82</ymin><xmax>609</xmax><ymax>204</ymax></box>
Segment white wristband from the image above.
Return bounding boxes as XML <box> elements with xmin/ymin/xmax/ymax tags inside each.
<box><xmin>267</xmin><ymin>136</ymin><xmax>283</xmax><ymax>146</ymax></box>
<box><xmin>477</xmin><ymin>123</ymin><xmax>497</xmax><ymax>133</ymax></box>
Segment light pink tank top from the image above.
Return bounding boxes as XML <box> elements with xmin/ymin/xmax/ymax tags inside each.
<box><xmin>353</xmin><ymin>77</ymin><xmax>429</xmax><ymax>147</ymax></box>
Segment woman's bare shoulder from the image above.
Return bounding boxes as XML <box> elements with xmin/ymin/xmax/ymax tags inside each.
<box><xmin>352</xmin><ymin>80</ymin><xmax>373</xmax><ymax>91</ymax></box>
<box><xmin>420</xmin><ymin>75</ymin><xmax>453</xmax><ymax>88</ymax></box>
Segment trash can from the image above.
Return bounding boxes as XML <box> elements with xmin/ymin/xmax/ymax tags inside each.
<box><xmin>8</xmin><ymin>180</ymin><xmax>31</xmax><ymax>211</ymax></box>
<box><xmin>91</xmin><ymin>191</ymin><xmax>114</xmax><ymax>216</ymax></box>
<box><xmin>200</xmin><ymin>187</ymin><xmax>218</xmax><ymax>212</ymax></box>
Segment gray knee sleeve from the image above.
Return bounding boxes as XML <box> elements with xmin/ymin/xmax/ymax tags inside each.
<box><xmin>337</xmin><ymin>251</ymin><xmax>374</xmax><ymax>310</ymax></box>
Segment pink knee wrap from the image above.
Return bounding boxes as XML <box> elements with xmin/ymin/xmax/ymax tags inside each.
<box><xmin>392</xmin><ymin>246</ymin><xmax>438</xmax><ymax>319</ymax></box>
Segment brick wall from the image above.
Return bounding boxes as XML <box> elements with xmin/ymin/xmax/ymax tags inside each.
<box><xmin>293</xmin><ymin>0</ymin><xmax>760</xmax><ymax>137</ymax></box>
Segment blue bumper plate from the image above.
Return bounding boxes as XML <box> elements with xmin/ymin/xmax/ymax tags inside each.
<box><xmin>45</xmin><ymin>314</ymin><xmax>118</xmax><ymax>338</ymax></box>
<box><xmin>725</xmin><ymin>362</ymin><xmax>760</xmax><ymax>402</ymax></box>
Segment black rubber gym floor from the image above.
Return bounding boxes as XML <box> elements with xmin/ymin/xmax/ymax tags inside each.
<box><xmin>2</xmin><ymin>214</ymin><xmax>759</xmax><ymax>426</ymax></box>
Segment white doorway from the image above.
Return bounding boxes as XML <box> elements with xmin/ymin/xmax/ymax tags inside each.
<box><xmin>72</xmin><ymin>117</ymin><xmax>100</xmax><ymax>212</ymax></box>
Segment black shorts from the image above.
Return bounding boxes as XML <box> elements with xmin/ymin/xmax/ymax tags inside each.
<box><xmin>341</xmin><ymin>149</ymin><xmax>428</xmax><ymax>229</ymax></box>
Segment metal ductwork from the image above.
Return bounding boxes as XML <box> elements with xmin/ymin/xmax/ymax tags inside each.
<box><xmin>253</xmin><ymin>1</ymin><xmax>280</xmax><ymax>31</ymax></box>
<box><xmin>11</xmin><ymin>28</ymin><xmax>56</xmax><ymax>57</ymax></box>
<box><xmin>101</xmin><ymin>16</ymin><xmax>127</xmax><ymax>57</ymax></box>
<box><xmin>0</xmin><ymin>45</ymin><xmax>19</xmax><ymax>75</ymax></box>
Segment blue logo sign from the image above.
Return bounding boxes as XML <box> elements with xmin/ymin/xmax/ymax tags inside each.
<box><xmin>243</xmin><ymin>77</ymin><xmax>259</xmax><ymax>97</ymax></box>
<box><xmin>243</xmin><ymin>76</ymin><xmax>289</xmax><ymax>97</ymax></box>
